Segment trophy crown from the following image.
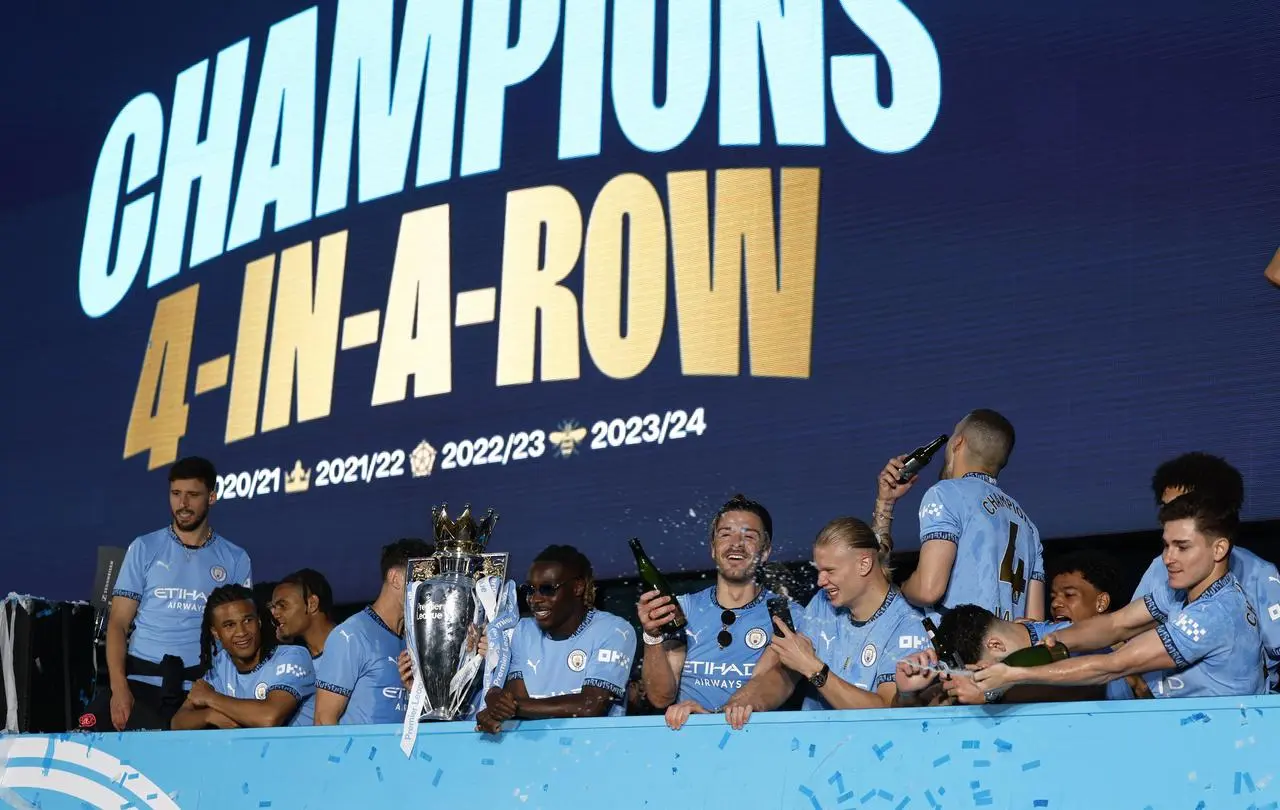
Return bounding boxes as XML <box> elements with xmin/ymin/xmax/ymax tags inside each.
<box><xmin>431</xmin><ymin>502</ymin><xmax>498</xmax><ymax>553</ymax></box>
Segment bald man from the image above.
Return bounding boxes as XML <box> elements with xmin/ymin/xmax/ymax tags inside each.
<box><xmin>900</xmin><ymin>410</ymin><xmax>1045</xmax><ymax>621</ymax></box>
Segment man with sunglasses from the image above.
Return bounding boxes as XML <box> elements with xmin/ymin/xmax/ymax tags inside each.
<box><xmin>475</xmin><ymin>545</ymin><xmax>634</xmax><ymax>733</ymax></box>
<box><xmin>638</xmin><ymin>495</ymin><xmax>799</xmax><ymax>729</ymax></box>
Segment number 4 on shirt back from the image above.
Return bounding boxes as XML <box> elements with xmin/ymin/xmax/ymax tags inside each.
<box><xmin>1000</xmin><ymin>522</ymin><xmax>1027</xmax><ymax>610</ymax></box>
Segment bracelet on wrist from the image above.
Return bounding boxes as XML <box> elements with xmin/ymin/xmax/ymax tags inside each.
<box><xmin>642</xmin><ymin>631</ymin><xmax>665</xmax><ymax>646</ymax></box>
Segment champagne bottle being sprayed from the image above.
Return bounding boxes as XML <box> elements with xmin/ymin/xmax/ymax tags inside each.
<box><xmin>922</xmin><ymin>617</ymin><xmax>963</xmax><ymax>671</ymax></box>
<box><xmin>629</xmin><ymin>538</ymin><xmax>687</xmax><ymax>633</ymax></box>
<box><xmin>898</xmin><ymin>435</ymin><xmax>949</xmax><ymax>484</ymax></box>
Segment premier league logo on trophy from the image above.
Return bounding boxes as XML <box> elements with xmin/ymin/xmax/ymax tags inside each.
<box><xmin>400</xmin><ymin>503</ymin><xmax>517</xmax><ymax>754</ymax></box>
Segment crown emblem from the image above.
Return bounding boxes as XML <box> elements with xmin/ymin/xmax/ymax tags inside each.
<box><xmin>284</xmin><ymin>461</ymin><xmax>311</xmax><ymax>494</ymax></box>
<box><xmin>430</xmin><ymin>503</ymin><xmax>498</xmax><ymax>554</ymax></box>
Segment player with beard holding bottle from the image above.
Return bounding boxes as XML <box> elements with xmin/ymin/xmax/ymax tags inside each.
<box><xmin>82</xmin><ymin>457</ymin><xmax>252</xmax><ymax>732</ymax></box>
<box><xmin>637</xmin><ymin>495</ymin><xmax>801</xmax><ymax>729</ymax></box>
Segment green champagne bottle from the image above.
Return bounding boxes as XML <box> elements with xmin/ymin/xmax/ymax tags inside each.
<box><xmin>628</xmin><ymin>538</ymin><xmax>687</xmax><ymax>632</ymax></box>
<box><xmin>1002</xmin><ymin>642</ymin><xmax>1070</xmax><ymax>667</ymax></box>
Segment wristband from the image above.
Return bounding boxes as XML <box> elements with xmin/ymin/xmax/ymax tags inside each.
<box><xmin>642</xmin><ymin>631</ymin><xmax>665</xmax><ymax>646</ymax></box>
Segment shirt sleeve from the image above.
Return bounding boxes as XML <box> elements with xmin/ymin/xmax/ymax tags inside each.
<box><xmin>234</xmin><ymin>549</ymin><xmax>253</xmax><ymax>589</ymax></box>
<box><xmin>315</xmin><ymin>627</ymin><xmax>360</xmax><ymax>697</ymax></box>
<box><xmin>878</xmin><ymin>614</ymin><xmax>928</xmax><ymax>686</ymax></box>
<box><xmin>1029</xmin><ymin>532</ymin><xmax>1046</xmax><ymax>583</ymax></box>
<box><xmin>1133</xmin><ymin>556</ymin><xmax>1169</xmax><ymax>605</ymax></box>
<box><xmin>506</xmin><ymin>622</ymin><xmax>530</xmax><ymax>683</ymax></box>
<box><xmin>918</xmin><ymin>482</ymin><xmax>962</xmax><ymax>544</ymax></box>
<box><xmin>112</xmin><ymin>538</ymin><xmax>148</xmax><ymax>601</ymax></box>
<box><xmin>1156</xmin><ymin>600</ymin><xmax>1229</xmax><ymax>670</ymax></box>
<box><xmin>1254</xmin><ymin>562</ymin><xmax>1280</xmax><ymax>657</ymax></box>
<box><xmin>268</xmin><ymin>647</ymin><xmax>316</xmax><ymax>703</ymax></box>
<box><xmin>582</xmin><ymin>621</ymin><xmax>634</xmax><ymax>699</ymax></box>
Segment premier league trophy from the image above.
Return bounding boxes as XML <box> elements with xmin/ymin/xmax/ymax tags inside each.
<box><xmin>400</xmin><ymin>504</ymin><xmax>517</xmax><ymax>756</ymax></box>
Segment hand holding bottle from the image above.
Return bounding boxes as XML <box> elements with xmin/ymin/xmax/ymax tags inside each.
<box><xmin>637</xmin><ymin>589</ymin><xmax>683</xmax><ymax>637</ymax></box>
<box><xmin>877</xmin><ymin>455</ymin><xmax>917</xmax><ymax>504</ymax></box>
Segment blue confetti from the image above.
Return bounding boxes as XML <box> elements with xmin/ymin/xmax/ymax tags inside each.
<box><xmin>932</xmin><ymin>755</ymin><xmax>951</xmax><ymax>768</ymax></box>
<box><xmin>120</xmin><ymin>804</ymin><xmax>135</xmax><ymax>810</ymax></box>
<box><xmin>1034</xmin><ymin>802</ymin><xmax>1048</xmax><ymax>808</ymax></box>
<box><xmin>974</xmin><ymin>790</ymin><xmax>991</xmax><ymax>801</ymax></box>
<box><xmin>974</xmin><ymin>798</ymin><xmax>993</xmax><ymax>807</ymax></box>
<box><xmin>974</xmin><ymin>760</ymin><xmax>991</xmax><ymax>768</ymax></box>
<box><xmin>860</xmin><ymin>789</ymin><xmax>877</xmax><ymax>803</ymax></box>
<box><xmin>242</xmin><ymin>783</ymin><xmax>250</xmax><ymax>795</ymax></box>
<box><xmin>258</xmin><ymin>803</ymin><xmax>272</xmax><ymax>808</ymax></box>
<box><xmin>939</xmin><ymin>788</ymin><xmax>946</xmax><ymax>796</ymax></box>
<box><xmin>1235</xmin><ymin>772</ymin><xmax>1243</xmax><ymax>795</ymax></box>
<box><xmin>260</xmin><ymin>742</ymin><xmax>270</xmax><ymax>759</ymax></box>
<box><xmin>432</xmin><ymin>769</ymin><xmax>443</xmax><ymax>787</ymax></box>
<box><xmin>1022</xmin><ymin>760</ymin><xmax>1041</xmax><ymax>771</ymax></box>
<box><xmin>719</xmin><ymin>732</ymin><xmax>731</xmax><ymax>750</ymax></box>
<box><xmin>828</xmin><ymin>771</ymin><xmax>845</xmax><ymax>792</ymax></box>
<box><xmin>559</xmin><ymin>737</ymin><xmax>573</xmax><ymax>746</ymax></box>
<box><xmin>481</xmin><ymin>758</ymin><xmax>495</xmax><ymax>766</ymax></box>
<box><xmin>837</xmin><ymin>791</ymin><xmax>855</xmax><ymax>804</ymax></box>
<box><xmin>994</xmin><ymin>739</ymin><xmax>1012</xmax><ymax>752</ymax></box>
<box><xmin>125</xmin><ymin>773</ymin><xmax>138</xmax><ymax>781</ymax></box>
<box><xmin>145</xmin><ymin>795</ymin><xmax>157</xmax><ymax>802</ymax></box>
<box><xmin>921</xmin><ymin>721</ymin><xmax>929</xmax><ymax>732</ymax></box>
<box><xmin>368</xmin><ymin>747</ymin><xmax>377</xmax><ymax>760</ymax></box>
<box><xmin>672</xmin><ymin>767</ymin><xmax>679</xmax><ymax>775</ymax></box>
<box><xmin>344</xmin><ymin>738</ymin><xmax>354</xmax><ymax>754</ymax></box>
<box><xmin>42</xmin><ymin>737</ymin><xmax>55</xmax><ymax>776</ymax></box>
<box><xmin>924</xmin><ymin>789</ymin><xmax>939</xmax><ymax>809</ymax></box>
<box><xmin>962</xmin><ymin>740</ymin><xmax>980</xmax><ymax>749</ymax></box>
<box><xmin>895</xmin><ymin>798</ymin><xmax>910</xmax><ymax>810</ymax></box>
<box><xmin>791</xmin><ymin>738</ymin><xmax>801</xmax><ymax>751</ymax></box>
<box><xmin>1180</xmin><ymin>712</ymin><xmax>1211</xmax><ymax>726</ymax></box>
<box><xmin>809</xmin><ymin>744</ymin><xmax>816</xmax><ymax>758</ymax></box>
<box><xmin>419</xmin><ymin>752</ymin><xmax>432</xmax><ymax>761</ymax></box>
<box><xmin>327</xmin><ymin>756</ymin><xmax>341</xmax><ymax>764</ymax></box>
<box><xmin>878</xmin><ymin>790</ymin><xmax>894</xmax><ymax>801</ymax></box>
<box><xmin>1244</xmin><ymin>772</ymin><xmax>1257</xmax><ymax>793</ymax></box>
<box><xmin>873</xmin><ymin>741</ymin><xmax>894</xmax><ymax>761</ymax></box>
<box><xmin>1195</xmin><ymin>802</ymin><xmax>1205</xmax><ymax>810</ymax></box>
<box><xmin>543</xmin><ymin>785</ymin><xmax>548</xmax><ymax>792</ymax></box>
<box><xmin>970</xmin><ymin>782</ymin><xmax>980</xmax><ymax>790</ymax></box>
<box><xmin>376</xmin><ymin>767</ymin><xmax>384</xmax><ymax>783</ymax></box>
<box><xmin>797</xmin><ymin>784</ymin><xmax>823</xmax><ymax>810</ymax></box>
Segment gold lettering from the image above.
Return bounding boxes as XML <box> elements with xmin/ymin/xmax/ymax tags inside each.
<box><xmin>371</xmin><ymin>205</ymin><xmax>453</xmax><ymax>405</ymax></box>
<box><xmin>123</xmin><ymin>285</ymin><xmax>199</xmax><ymax>469</ymax></box>
<box><xmin>668</xmin><ymin>170</ymin><xmax>738</xmax><ymax>375</ymax></box>
<box><xmin>495</xmin><ymin>185</ymin><xmax>583</xmax><ymax>385</ymax></box>
<box><xmin>224</xmin><ymin>255</ymin><xmax>275</xmax><ymax>442</ymax></box>
<box><xmin>260</xmin><ymin>233</ymin><xmax>347</xmax><ymax>432</ymax></box>
<box><xmin>583</xmin><ymin>174</ymin><xmax>667</xmax><ymax>379</ymax></box>
<box><xmin>668</xmin><ymin>168</ymin><xmax>819</xmax><ymax>378</ymax></box>
<box><xmin>740</xmin><ymin>167</ymin><xmax>818</xmax><ymax>378</ymax></box>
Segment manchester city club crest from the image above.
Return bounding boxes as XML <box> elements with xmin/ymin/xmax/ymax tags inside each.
<box><xmin>254</xmin><ymin>683</ymin><xmax>267</xmax><ymax>700</ymax></box>
<box><xmin>745</xmin><ymin>627</ymin><xmax>768</xmax><ymax>649</ymax></box>
<box><xmin>567</xmin><ymin>649</ymin><xmax>587</xmax><ymax>672</ymax></box>
<box><xmin>210</xmin><ymin>565</ymin><xmax>227</xmax><ymax>583</ymax></box>
<box><xmin>861</xmin><ymin>643</ymin><xmax>877</xmax><ymax>667</ymax></box>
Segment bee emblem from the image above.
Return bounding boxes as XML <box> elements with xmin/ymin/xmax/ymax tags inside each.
<box><xmin>549</xmin><ymin>421</ymin><xmax>588</xmax><ymax>457</ymax></box>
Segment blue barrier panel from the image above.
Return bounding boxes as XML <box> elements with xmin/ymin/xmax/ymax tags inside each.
<box><xmin>2</xmin><ymin>697</ymin><xmax>1277</xmax><ymax>809</ymax></box>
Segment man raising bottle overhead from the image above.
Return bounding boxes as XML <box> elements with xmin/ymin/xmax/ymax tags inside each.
<box><xmin>635</xmin><ymin>495</ymin><xmax>800</xmax><ymax>729</ymax></box>
<box><xmin>899</xmin><ymin>410</ymin><xmax>1045</xmax><ymax>621</ymax></box>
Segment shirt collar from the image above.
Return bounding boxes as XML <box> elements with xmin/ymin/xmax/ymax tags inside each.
<box><xmin>850</xmin><ymin>587</ymin><xmax>899</xmax><ymax>627</ymax></box>
<box><xmin>962</xmin><ymin>472</ymin><xmax>998</xmax><ymax>485</ymax></box>
<box><xmin>364</xmin><ymin>606</ymin><xmax>402</xmax><ymax>639</ymax></box>
<box><xmin>167</xmin><ymin>525</ymin><xmax>218</xmax><ymax>550</ymax></box>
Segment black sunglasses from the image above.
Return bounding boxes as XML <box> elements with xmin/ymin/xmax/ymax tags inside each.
<box><xmin>521</xmin><ymin>581</ymin><xmax>569</xmax><ymax>599</ymax></box>
<box><xmin>717</xmin><ymin>609</ymin><xmax>736</xmax><ymax>648</ymax></box>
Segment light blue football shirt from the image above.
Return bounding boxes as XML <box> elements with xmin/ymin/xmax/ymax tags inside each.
<box><xmin>506</xmin><ymin>609</ymin><xmax>634</xmax><ymax>716</ymax></box>
<box><xmin>112</xmin><ymin>527</ymin><xmax>253</xmax><ymax>688</ymax></box>
<box><xmin>673</xmin><ymin>586</ymin><xmax>800</xmax><ymax>710</ymax></box>
<box><xmin>205</xmin><ymin>644</ymin><xmax>316</xmax><ymax>726</ymax></box>
<box><xmin>797</xmin><ymin>587</ymin><xmax>927</xmax><ymax>711</ymax></box>
<box><xmin>1123</xmin><ymin>546</ymin><xmax>1280</xmax><ymax>696</ymax></box>
<box><xmin>315</xmin><ymin>607</ymin><xmax>407</xmax><ymax>725</ymax></box>
<box><xmin>1140</xmin><ymin>574</ymin><xmax>1266</xmax><ymax>698</ymax></box>
<box><xmin>918</xmin><ymin>472</ymin><xmax>1044</xmax><ymax>620</ymax></box>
